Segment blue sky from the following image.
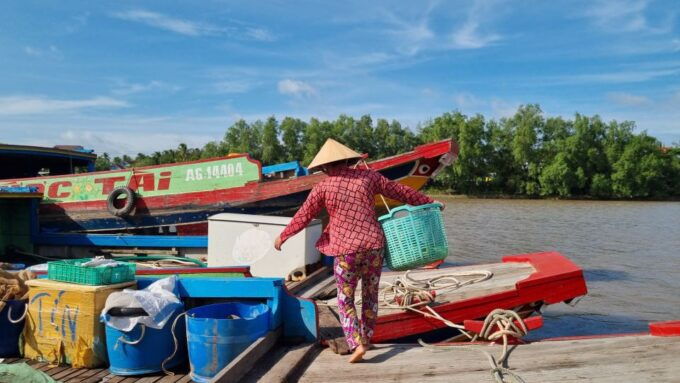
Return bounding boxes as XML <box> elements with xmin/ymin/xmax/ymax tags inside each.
<box><xmin>1</xmin><ymin>0</ymin><xmax>679</xmax><ymax>156</ymax></box>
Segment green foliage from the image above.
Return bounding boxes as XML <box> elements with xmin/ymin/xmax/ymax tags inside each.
<box><xmin>91</xmin><ymin>106</ymin><xmax>679</xmax><ymax>199</ymax></box>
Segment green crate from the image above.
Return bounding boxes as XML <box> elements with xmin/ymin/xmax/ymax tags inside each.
<box><xmin>379</xmin><ymin>203</ymin><xmax>448</xmax><ymax>271</ymax></box>
<box><xmin>47</xmin><ymin>258</ymin><xmax>136</xmax><ymax>285</ymax></box>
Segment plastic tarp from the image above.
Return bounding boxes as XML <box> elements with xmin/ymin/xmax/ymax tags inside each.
<box><xmin>0</xmin><ymin>362</ymin><xmax>56</xmax><ymax>383</ymax></box>
<box><xmin>101</xmin><ymin>276</ymin><xmax>182</xmax><ymax>332</ymax></box>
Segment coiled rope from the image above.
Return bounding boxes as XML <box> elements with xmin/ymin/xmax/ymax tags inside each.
<box><xmin>378</xmin><ymin>271</ymin><xmax>527</xmax><ymax>383</ymax></box>
<box><xmin>418</xmin><ymin>308</ymin><xmax>528</xmax><ymax>383</ymax></box>
<box><xmin>380</xmin><ymin>270</ymin><xmax>492</xmax><ymax>308</ymax></box>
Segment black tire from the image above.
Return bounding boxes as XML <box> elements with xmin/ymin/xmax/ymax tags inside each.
<box><xmin>107</xmin><ymin>186</ymin><xmax>136</xmax><ymax>217</ymax></box>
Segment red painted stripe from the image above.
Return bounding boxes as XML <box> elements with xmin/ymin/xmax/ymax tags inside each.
<box><xmin>649</xmin><ymin>321</ymin><xmax>680</xmax><ymax>337</ymax></box>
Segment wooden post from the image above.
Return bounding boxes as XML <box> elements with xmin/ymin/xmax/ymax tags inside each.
<box><xmin>212</xmin><ymin>327</ymin><xmax>282</xmax><ymax>383</ymax></box>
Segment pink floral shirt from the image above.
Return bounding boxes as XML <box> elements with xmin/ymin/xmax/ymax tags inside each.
<box><xmin>280</xmin><ymin>167</ymin><xmax>434</xmax><ymax>256</ymax></box>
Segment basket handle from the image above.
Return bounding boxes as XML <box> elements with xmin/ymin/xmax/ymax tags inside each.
<box><xmin>355</xmin><ymin>159</ymin><xmax>391</xmax><ymax>214</ymax></box>
<box><xmin>7</xmin><ymin>303</ymin><xmax>28</xmax><ymax>324</ymax></box>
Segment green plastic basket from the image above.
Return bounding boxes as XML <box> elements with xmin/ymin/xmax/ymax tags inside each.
<box><xmin>47</xmin><ymin>258</ymin><xmax>136</xmax><ymax>286</ymax></box>
<box><xmin>379</xmin><ymin>203</ymin><xmax>448</xmax><ymax>271</ymax></box>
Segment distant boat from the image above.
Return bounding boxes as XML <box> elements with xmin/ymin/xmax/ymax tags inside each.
<box><xmin>0</xmin><ymin>144</ymin><xmax>96</xmax><ymax>179</ymax></box>
<box><xmin>0</xmin><ymin>139</ymin><xmax>457</xmax><ymax>233</ymax></box>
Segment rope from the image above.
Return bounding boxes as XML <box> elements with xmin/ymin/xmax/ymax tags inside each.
<box><xmin>118</xmin><ymin>325</ymin><xmax>146</xmax><ymax>345</ymax></box>
<box><xmin>418</xmin><ymin>308</ymin><xmax>529</xmax><ymax>383</ymax></box>
<box><xmin>477</xmin><ymin>309</ymin><xmax>528</xmax><ymax>383</ymax></box>
<box><xmin>380</xmin><ymin>269</ymin><xmax>493</xmax><ymax>310</ymax></box>
<box><xmin>161</xmin><ymin>312</ymin><xmax>187</xmax><ymax>376</ymax></box>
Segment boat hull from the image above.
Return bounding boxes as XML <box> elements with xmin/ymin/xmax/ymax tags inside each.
<box><xmin>3</xmin><ymin>140</ymin><xmax>456</xmax><ymax>233</ymax></box>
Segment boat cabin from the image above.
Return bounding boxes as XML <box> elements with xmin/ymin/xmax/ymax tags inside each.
<box><xmin>0</xmin><ymin>144</ymin><xmax>96</xmax><ymax>179</ymax></box>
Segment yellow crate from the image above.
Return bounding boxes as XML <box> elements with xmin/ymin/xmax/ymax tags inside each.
<box><xmin>22</xmin><ymin>279</ymin><xmax>136</xmax><ymax>368</ymax></box>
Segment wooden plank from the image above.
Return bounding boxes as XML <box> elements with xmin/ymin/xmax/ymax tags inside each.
<box><xmin>212</xmin><ymin>327</ymin><xmax>282</xmax><ymax>383</ymax></box>
<box><xmin>0</xmin><ymin>358</ymin><xmax>19</xmax><ymax>364</ymax></box>
<box><xmin>326</xmin><ymin>262</ymin><xmax>535</xmax><ymax>316</ymax></box>
<box><xmin>79</xmin><ymin>370</ymin><xmax>115</xmax><ymax>383</ymax></box>
<box><xmin>301</xmin><ymin>274</ymin><xmax>335</xmax><ymax>299</ymax></box>
<box><xmin>135</xmin><ymin>376</ymin><xmax>164</xmax><ymax>383</ymax></box>
<box><xmin>104</xmin><ymin>375</ymin><xmax>128</xmax><ymax>383</ymax></box>
<box><xmin>155</xmin><ymin>373</ymin><xmax>189</xmax><ymax>383</ymax></box>
<box><xmin>288</xmin><ymin>265</ymin><xmax>332</xmax><ymax>295</ymax></box>
<box><xmin>247</xmin><ymin>343</ymin><xmax>321</xmax><ymax>383</ymax></box>
<box><xmin>175</xmin><ymin>375</ymin><xmax>194</xmax><ymax>383</ymax></box>
<box><xmin>63</xmin><ymin>368</ymin><xmax>104</xmax><ymax>382</ymax></box>
<box><xmin>44</xmin><ymin>365</ymin><xmax>70</xmax><ymax>375</ymax></box>
<box><xmin>53</xmin><ymin>368</ymin><xmax>89</xmax><ymax>381</ymax></box>
<box><xmin>318</xmin><ymin>304</ymin><xmax>349</xmax><ymax>355</ymax></box>
<box><xmin>299</xmin><ymin>335</ymin><xmax>680</xmax><ymax>382</ymax></box>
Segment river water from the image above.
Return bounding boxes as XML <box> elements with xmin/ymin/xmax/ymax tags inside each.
<box><xmin>439</xmin><ymin>197</ymin><xmax>680</xmax><ymax>339</ymax></box>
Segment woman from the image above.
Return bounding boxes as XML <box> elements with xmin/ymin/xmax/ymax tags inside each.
<box><xmin>274</xmin><ymin>138</ymin><xmax>440</xmax><ymax>363</ymax></box>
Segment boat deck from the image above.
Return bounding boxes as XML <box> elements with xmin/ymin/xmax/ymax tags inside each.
<box><xmin>299</xmin><ymin>334</ymin><xmax>680</xmax><ymax>382</ymax></box>
<box><xmin>0</xmin><ymin>358</ymin><xmax>192</xmax><ymax>382</ymax></box>
<box><xmin>324</xmin><ymin>262</ymin><xmax>535</xmax><ymax>315</ymax></box>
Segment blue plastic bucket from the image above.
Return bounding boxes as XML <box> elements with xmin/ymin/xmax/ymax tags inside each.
<box><xmin>0</xmin><ymin>300</ymin><xmax>27</xmax><ymax>357</ymax></box>
<box><xmin>186</xmin><ymin>302</ymin><xmax>270</xmax><ymax>383</ymax></box>
<box><xmin>105</xmin><ymin>310</ymin><xmax>187</xmax><ymax>375</ymax></box>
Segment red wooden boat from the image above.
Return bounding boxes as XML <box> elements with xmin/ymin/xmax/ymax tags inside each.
<box><xmin>323</xmin><ymin>251</ymin><xmax>588</xmax><ymax>342</ymax></box>
<box><xmin>0</xmin><ymin>139</ymin><xmax>457</xmax><ymax>233</ymax></box>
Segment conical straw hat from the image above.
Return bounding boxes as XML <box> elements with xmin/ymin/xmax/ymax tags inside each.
<box><xmin>307</xmin><ymin>138</ymin><xmax>362</xmax><ymax>170</ymax></box>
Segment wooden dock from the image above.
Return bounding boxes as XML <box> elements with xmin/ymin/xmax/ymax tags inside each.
<box><xmin>0</xmin><ymin>357</ymin><xmax>193</xmax><ymax>382</ymax></box>
<box><xmin>298</xmin><ymin>334</ymin><xmax>680</xmax><ymax>382</ymax></box>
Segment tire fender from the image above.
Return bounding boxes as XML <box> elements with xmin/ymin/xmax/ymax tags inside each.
<box><xmin>107</xmin><ymin>186</ymin><xmax>136</xmax><ymax>217</ymax></box>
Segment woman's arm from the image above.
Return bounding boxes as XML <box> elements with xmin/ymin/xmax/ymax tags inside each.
<box><xmin>275</xmin><ymin>185</ymin><xmax>324</xmax><ymax>250</ymax></box>
<box><xmin>376</xmin><ymin>172</ymin><xmax>435</xmax><ymax>206</ymax></box>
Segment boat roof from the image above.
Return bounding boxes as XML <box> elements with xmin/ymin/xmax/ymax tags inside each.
<box><xmin>0</xmin><ymin>186</ymin><xmax>43</xmax><ymax>199</ymax></box>
<box><xmin>262</xmin><ymin>161</ymin><xmax>309</xmax><ymax>176</ymax></box>
<box><xmin>0</xmin><ymin>144</ymin><xmax>96</xmax><ymax>179</ymax></box>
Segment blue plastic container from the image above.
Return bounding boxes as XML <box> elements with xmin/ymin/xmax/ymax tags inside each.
<box><xmin>0</xmin><ymin>300</ymin><xmax>27</xmax><ymax>357</ymax></box>
<box><xmin>186</xmin><ymin>302</ymin><xmax>270</xmax><ymax>383</ymax></box>
<box><xmin>104</xmin><ymin>310</ymin><xmax>187</xmax><ymax>375</ymax></box>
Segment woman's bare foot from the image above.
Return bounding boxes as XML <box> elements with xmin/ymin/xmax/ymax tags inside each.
<box><xmin>349</xmin><ymin>344</ymin><xmax>368</xmax><ymax>363</ymax></box>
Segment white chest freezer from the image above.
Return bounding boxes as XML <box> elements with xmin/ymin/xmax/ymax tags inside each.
<box><xmin>207</xmin><ymin>213</ymin><xmax>322</xmax><ymax>279</ymax></box>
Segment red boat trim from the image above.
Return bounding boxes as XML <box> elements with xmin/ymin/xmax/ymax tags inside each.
<box><xmin>649</xmin><ymin>321</ymin><xmax>680</xmax><ymax>337</ymax></box>
<box><xmin>136</xmin><ymin>266</ymin><xmax>253</xmax><ymax>277</ymax></box>
<box><xmin>371</xmin><ymin>251</ymin><xmax>588</xmax><ymax>343</ymax></box>
<box><xmin>33</xmin><ymin>266</ymin><xmax>253</xmax><ymax>277</ymax></box>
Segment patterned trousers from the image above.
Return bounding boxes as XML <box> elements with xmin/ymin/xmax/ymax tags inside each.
<box><xmin>333</xmin><ymin>248</ymin><xmax>384</xmax><ymax>351</ymax></box>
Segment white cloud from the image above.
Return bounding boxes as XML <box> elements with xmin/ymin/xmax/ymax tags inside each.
<box><xmin>606</xmin><ymin>91</ymin><xmax>651</xmax><ymax>107</ymax></box>
<box><xmin>113</xmin><ymin>10</ymin><xmax>216</xmax><ymax>36</ymax></box>
<box><xmin>450</xmin><ymin>0</ymin><xmax>503</xmax><ymax>49</ymax></box>
<box><xmin>112</xmin><ymin>81</ymin><xmax>181</xmax><ymax>95</ymax></box>
<box><xmin>277</xmin><ymin>79</ymin><xmax>317</xmax><ymax>97</ymax></box>
<box><xmin>0</xmin><ymin>96</ymin><xmax>128</xmax><ymax>115</ymax></box>
<box><xmin>24</xmin><ymin>45</ymin><xmax>62</xmax><ymax>59</ymax></box>
<box><xmin>546</xmin><ymin>67</ymin><xmax>680</xmax><ymax>85</ymax></box>
<box><xmin>453</xmin><ymin>92</ymin><xmax>485</xmax><ymax>109</ymax></box>
<box><xmin>214</xmin><ymin>79</ymin><xmax>257</xmax><ymax>94</ymax></box>
<box><xmin>583</xmin><ymin>0</ymin><xmax>673</xmax><ymax>34</ymax></box>
<box><xmin>112</xmin><ymin>9</ymin><xmax>276</xmax><ymax>41</ymax></box>
<box><xmin>245</xmin><ymin>27</ymin><xmax>276</xmax><ymax>42</ymax></box>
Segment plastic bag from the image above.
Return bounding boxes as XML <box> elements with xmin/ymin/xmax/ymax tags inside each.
<box><xmin>101</xmin><ymin>275</ymin><xmax>182</xmax><ymax>331</ymax></box>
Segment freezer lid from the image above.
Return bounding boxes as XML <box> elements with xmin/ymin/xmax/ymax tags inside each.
<box><xmin>208</xmin><ymin>212</ymin><xmax>322</xmax><ymax>226</ymax></box>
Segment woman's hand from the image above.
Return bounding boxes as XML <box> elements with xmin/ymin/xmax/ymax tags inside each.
<box><xmin>274</xmin><ymin>235</ymin><xmax>284</xmax><ymax>251</ymax></box>
<box><xmin>434</xmin><ymin>200</ymin><xmax>446</xmax><ymax>211</ymax></box>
